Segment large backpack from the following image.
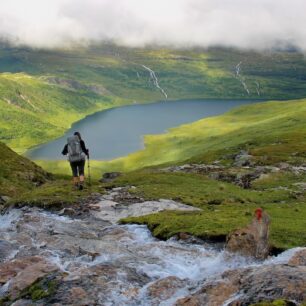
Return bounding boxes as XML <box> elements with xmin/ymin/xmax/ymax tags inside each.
<box><xmin>67</xmin><ymin>135</ymin><xmax>84</xmax><ymax>162</ymax></box>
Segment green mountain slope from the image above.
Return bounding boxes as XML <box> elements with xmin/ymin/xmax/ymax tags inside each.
<box><xmin>0</xmin><ymin>72</ymin><xmax>126</xmax><ymax>152</ymax></box>
<box><xmin>96</xmin><ymin>98</ymin><xmax>306</xmax><ymax>172</ymax></box>
<box><xmin>1</xmin><ymin>44</ymin><xmax>306</xmax><ymax>153</ymax></box>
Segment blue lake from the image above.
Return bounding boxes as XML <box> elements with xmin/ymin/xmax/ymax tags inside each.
<box><xmin>27</xmin><ymin>99</ymin><xmax>261</xmax><ymax>160</ymax></box>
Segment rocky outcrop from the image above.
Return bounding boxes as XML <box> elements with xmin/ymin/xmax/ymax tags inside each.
<box><xmin>226</xmin><ymin>209</ymin><xmax>270</xmax><ymax>259</ymax></box>
<box><xmin>175</xmin><ymin>264</ymin><xmax>306</xmax><ymax>306</ymax></box>
<box><xmin>45</xmin><ymin>77</ymin><xmax>109</xmax><ymax>95</ymax></box>
<box><xmin>234</xmin><ymin>150</ymin><xmax>254</xmax><ymax>167</ymax></box>
<box><xmin>162</xmin><ymin>163</ymin><xmax>280</xmax><ymax>189</ymax></box>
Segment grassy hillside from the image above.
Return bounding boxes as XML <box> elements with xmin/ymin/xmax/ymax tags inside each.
<box><xmin>1</xmin><ymin>44</ymin><xmax>306</xmax><ymax>153</ymax></box>
<box><xmin>96</xmin><ymin>98</ymin><xmax>305</xmax><ymax>250</ymax></box>
<box><xmin>0</xmin><ymin>72</ymin><xmax>127</xmax><ymax>153</ymax></box>
<box><xmin>0</xmin><ymin>140</ymin><xmax>103</xmax><ymax>209</ymax></box>
<box><xmin>117</xmin><ymin>172</ymin><xmax>306</xmax><ymax>250</ymax></box>
<box><xmin>2</xmin><ymin>45</ymin><xmax>306</xmax><ymax>101</ymax></box>
<box><xmin>39</xmin><ymin>98</ymin><xmax>305</xmax><ymax>174</ymax></box>
<box><xmin>64</xmin><ymin>98</ymin><xmax>304</xmax><ymax>250</ymax></box>
<box><xmin>0</xmin><ymin>141</ymin><xmax>50</xmax><ymax>197</ymax></box>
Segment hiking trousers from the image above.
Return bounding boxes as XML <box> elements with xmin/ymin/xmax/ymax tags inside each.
<box><xmin>70</xmin><ymin>159</ymin><xmax>85</xmax><ymax>177</ymax></box>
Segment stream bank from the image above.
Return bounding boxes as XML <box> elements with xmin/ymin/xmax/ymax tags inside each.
<box><xmin>0</xmin><ymin>188</ymin><xmax>305</xmax><ymax>305</ymax></box>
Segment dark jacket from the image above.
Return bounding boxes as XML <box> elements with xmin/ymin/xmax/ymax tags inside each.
<box><xmin>62</xmin><ymin>139</ymin><xmax>89</xmax><ymax>157</ymax></box>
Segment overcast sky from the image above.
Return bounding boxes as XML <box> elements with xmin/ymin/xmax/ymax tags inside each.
<box><xmin>0</xmin><ymin>0</ymin><xmax>305</xmax><ymax>50</ymax></box>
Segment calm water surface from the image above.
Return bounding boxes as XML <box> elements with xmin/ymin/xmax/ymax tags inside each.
<box><xmin>27</xmin><ymin>99</ymin><xmax>261</xmax><ymax>160</ymax></box>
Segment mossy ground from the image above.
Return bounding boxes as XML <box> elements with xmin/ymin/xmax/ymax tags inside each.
<box><xmin>111</xmin><ymin>171</ymin><xmax>306</xmax><ymax>250</ymax></box>
<box><xmin>10</xmin><ymin>176</ymin><xmax>102</xmax><ymax>209</ymax></box>
<box><xmin>0</xmin><ymin>141</ymin><xmax>101</xmax><ymax>209</ymax></box>
<box><xmin>20</xmin><ymin>99</ymin><xmax>306</xmax><ymax>250</ymax></box>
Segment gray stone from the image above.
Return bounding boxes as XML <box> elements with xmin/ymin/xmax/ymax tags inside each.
<box><xmin>100</xmin><ymin>172</ymin><xmax>122</xmax><ymax>183</ymax></box>
<box><xmin>233</xmin><ymin>150</ymin><xmax>254</xmax><ymax>167</ymax></box>
<box><xmin>0</xmin><ymin>196</ymin><xmax>11</xmax><ymax>204</ymax></box>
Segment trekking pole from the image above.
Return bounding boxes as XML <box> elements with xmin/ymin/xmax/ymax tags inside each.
<box><xmin>87</xmin><ymin>154</ymin><xmax>92</xmax><ymax>187</ymax></box>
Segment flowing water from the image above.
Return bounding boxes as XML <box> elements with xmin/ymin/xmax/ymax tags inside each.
<box><xmin>0</xmin><ymin>192</ymin><xmax>301</xmax><ymax>305</ymax></box>
<box><xmin>27</xmin><ymin>99</ymin><xmax>262</xmax><ymax>160</ymax></box>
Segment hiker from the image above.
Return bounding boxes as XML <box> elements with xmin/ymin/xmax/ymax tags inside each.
<box><xmin>62</xmin><ymin>132</ymin><xmax>89</xmax><ymax>190</ymax></box>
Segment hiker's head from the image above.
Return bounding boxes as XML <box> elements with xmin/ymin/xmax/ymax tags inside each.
<box><xmin>74</xmin><ymin>131</ymin><xmax>82</xmax><ymax>140</ymax></box>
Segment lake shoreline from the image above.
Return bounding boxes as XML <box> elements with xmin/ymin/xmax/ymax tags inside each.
<box><xmin>27</xmin><ymin>98</ymin><xmax>266</xmax><ymax>161</ymax></box>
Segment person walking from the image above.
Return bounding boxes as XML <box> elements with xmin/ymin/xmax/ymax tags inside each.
<box><xmin>62</xmin><ymin>132</ymin><xmax>89</xmax><ymax>190</ymax></box>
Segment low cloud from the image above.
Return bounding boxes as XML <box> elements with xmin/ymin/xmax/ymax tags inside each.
<box><xmin>0</xmin><ymin>0</ymin><xmax>305</xmax><ymax>50</ymax></box>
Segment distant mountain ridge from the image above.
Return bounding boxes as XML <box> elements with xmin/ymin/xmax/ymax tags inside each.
<box><xmin>1</xmin><ymin>44</ymin><xmax>306</xmax><ymax>152</ymax></box>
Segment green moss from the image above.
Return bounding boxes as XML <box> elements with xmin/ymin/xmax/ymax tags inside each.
<box><xmin>0</xmin><ymin>141</ymin><xmax>102</xmax><ymax>210</ymax></box>
<box><xmin>0</xmin><ymin>276</ymin><xmax>58</xmax><ymax>305</ymax></box>
<box><xmin>0</xmin><ymin>141</ymin><xmax>50</xmax><ymax>197</ymax></box>
<box><xmin>10</xmin><ymin>176</ymin><xmax>102</xmax><ymax>209</ymax></box>
<box><xmin>27</xmin><ymin>279</ymin><xmax>57</xmax><ymax>301</ymax></box>
<box><xmin>19</xmin><ymin>277</ymin><xmax>58</xmax><ymax>302</ymax></box>
<box><xmin>115</xmin><ymin>171</ymin><xmax>306</xmax><ymax>249</ymax></box>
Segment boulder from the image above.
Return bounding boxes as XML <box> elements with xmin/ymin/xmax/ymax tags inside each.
<box><xmin>175</xmin><ymin>278</ymin><xmax>239</xmax><ymax>306</ymax></box>
<box><xmin>100</xmin><ymin>172</ymin><xmax>122</xmax><ymax>183</ymax></box>
<box><xmin>288</xmin><ymin>248</ymin><xmax>306</xmax><ymax>266</ymax></box>
<box><xmin>226</xmin><ymin>208</ymin><xmax>270</xmax><ymax>259</ymax></box>
<box><xmin>67</xmin><ymin>287</ymin><xmax>94</xmax><ymax>306</ymax></box>
<box><xmin>147</xmin><ymin>276</ymin><xmax>185</xmax><ymax>301</ymax></box>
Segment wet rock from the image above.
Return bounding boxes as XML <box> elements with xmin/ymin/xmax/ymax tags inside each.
<box><xmin>176</xmin><ymin>264</ymin><xmax>306</xmax><ymax>306</ymax></box>
<box><xmin>100</xmin><ymin>172</ymin><xmax>122</xmax><ymax>183</ymax></box>
<box><xmin>58</xmin><ymin>207</ymin><xmax>77</xmax><ymax>217</ymax></box>
<box><xmin>0</xmin><ymin>256</ymin><xmax>58</xmax><ymax>299</ymax></box>
<box><xmin>68</xmin><ymin>287</ymin><xmax>94</xmax><ymax>306</ymax></box>
<box><xmin>11</xmin><ymin>300</ymin><xmax>33</xmax><ymax>306</ymax></box>
<box><xmin>148</xmin><ymin>276</ymin><xmax>185</xmax><ymax>300</ymax></box>
<box><xmin>0</xmin><ymin>240</ymin><xmax>17</xmax><ymax>263</ymax></box>
<box><xmin>78</xmin><ymin>247</ymin><xmax>100</xmax><ymax>261</ymax></box>
<box><xmin>226</xmin><ymin>209</ymin><xmax>270</xmax><ymax>259</ymax></box>
<box><xmin>288</xmin><ymin>248</ymin><xmax>306</xmax><ymax>266</ymax></box>
<box><xmin>175</xmin><ymin>279</ymin><xmax>239</xmax><ymax>306</ymax></box>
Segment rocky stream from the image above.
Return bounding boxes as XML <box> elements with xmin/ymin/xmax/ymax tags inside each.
<box><xmin>0</xmin><ymin>187</ymin><xmax>305</xmax><ymax>305</ymax></box>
